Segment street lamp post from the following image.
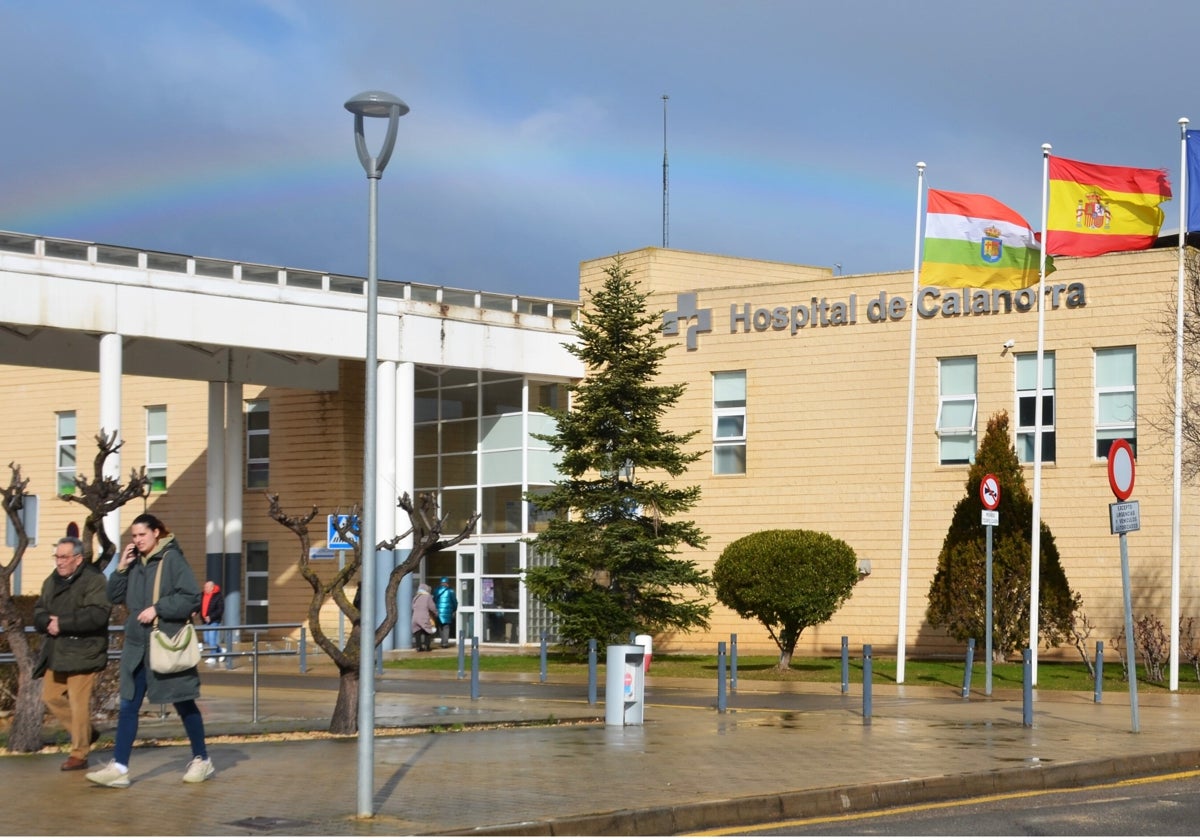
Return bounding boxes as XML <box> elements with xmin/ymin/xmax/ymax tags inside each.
<box><xmin>344</xmin><ymin>89</ymin><xmax>408</xmax><ymax>819</ymax></box>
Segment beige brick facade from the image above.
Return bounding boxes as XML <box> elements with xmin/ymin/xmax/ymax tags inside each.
<box><xmin>581</xmin><ymin>246</ymin><xmax>1200</xmax><ymax>660</ymax></box>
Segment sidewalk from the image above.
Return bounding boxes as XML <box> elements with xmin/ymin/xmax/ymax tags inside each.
<box><xmin>6</xmin><ymin>654</ymin><xmax>1200</xmax><ymax>836</ymax></box>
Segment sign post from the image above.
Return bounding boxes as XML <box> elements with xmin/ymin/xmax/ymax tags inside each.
<box><xmin>979</xmin><ymin>474</ymin><xmax>1000</xmax><ymax>696</ymax></box>
<box><xmin>1106</xmin><ymin>439</ymin><xmax>1140</xmax><ymax>734</ymax></box>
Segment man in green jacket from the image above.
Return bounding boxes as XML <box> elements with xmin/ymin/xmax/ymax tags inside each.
<box><xmin>34</xmin><ymin>536</ymin><xmax>111</xmax><ymax>771</ymax></box>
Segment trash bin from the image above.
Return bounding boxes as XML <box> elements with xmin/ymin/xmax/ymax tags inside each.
<box><xmin>605</xmin><ymin>644</ymin><xmax>645</xmax><ymax>726</ymax></box>
<box><xmin>634</xmin><ymin>634</ymin><xmax>653</xmax><ymax>673</ymax></box>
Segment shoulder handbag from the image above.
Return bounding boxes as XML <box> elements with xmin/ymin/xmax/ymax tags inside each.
<box><xmin>148</xmin><ymin>555</ymin><xmax>201</xmax><ymax>675</ymax></box>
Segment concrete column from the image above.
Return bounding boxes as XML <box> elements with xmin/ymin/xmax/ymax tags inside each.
<box><xmin>205</xmin><ymin>383</ymin><xmax>226</xmax><ymax>584</ymax></box>
<box><xmin>396</xmin><ymin>362</ymin><xmax>415</xmax><ymax>650</ymax></box>
<box><xmin>223</xmin><ymin>382</ymin><xmax>243</xmax><ymax>636</ymax></box>
<box><xmin>98</xmin><ymin>333</ymin><xmax>122</xmax><ymax>544</ymax></box>
<box><xmin>376</xmin><ymin>360</ymin><xmax>398</xmax><ymax>650</ymax></box>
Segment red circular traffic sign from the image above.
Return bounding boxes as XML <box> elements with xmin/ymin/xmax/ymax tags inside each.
<box><xmin>1107</xmin><ymin>439</ymin><xmax>1135</xmax><ymax>500</ymax></box>
<box><xmin>979</xmin><ymin>474</ymin><xmax>1000</xmax><ymax>510</ymax></box>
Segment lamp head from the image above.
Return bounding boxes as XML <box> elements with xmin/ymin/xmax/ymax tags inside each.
<box><xmin>345</xmin><ymin>90</ymin><xmax>408</xmax><ymax>178</ymax></box>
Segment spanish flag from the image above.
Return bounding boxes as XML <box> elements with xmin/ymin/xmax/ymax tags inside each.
<box><xmin>1046</xmin><ymin>156</ymin><xmax>1171</xmax><ymax>257</ymax></box>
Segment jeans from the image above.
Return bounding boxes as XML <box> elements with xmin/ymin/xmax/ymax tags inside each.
<box><xmin>113</xmin><ymin>660</ymin><xmax>207</xmax><ymax>767</ymax></box>
<box><xmin>202</xmin><ymin>622</ymin><xmax>223</xmax><ymax>655</ymax></box>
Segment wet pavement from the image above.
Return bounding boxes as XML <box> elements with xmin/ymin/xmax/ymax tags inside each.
<box><xmin>6</xmin><ymin>652</ymin><xmax>1200</xmax><ymax>836</ymax></box>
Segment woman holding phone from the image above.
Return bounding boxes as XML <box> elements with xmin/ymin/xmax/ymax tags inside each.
<box><xmin>86</xmin><ymin>513</ymin><xmax>214</xmax><ymax>788</ymax></box>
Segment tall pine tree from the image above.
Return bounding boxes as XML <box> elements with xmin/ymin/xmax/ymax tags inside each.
<box><xmin>926</xmin><ymin>411</ymin><xmax>1080</xmax><ymax>660</ymax></box>
<box><xmin>524</xmin><ymin>257</ymin><xmax>711</xmax><ymax>648</ymax></box>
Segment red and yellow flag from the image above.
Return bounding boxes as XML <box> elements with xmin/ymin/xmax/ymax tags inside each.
<box><xmin>1046</xmin><ymin>156</ymin><xmax>1171</xmax><ymax>257</ymax></box>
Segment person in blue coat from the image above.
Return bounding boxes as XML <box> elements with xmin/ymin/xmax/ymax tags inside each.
<box><xmin>433</xmin><ymin>577</ymin><xmax>458</xmax><ymax>649</ymax></box>
<box><xmin>86</xmin><ymin>513</ymin><xmax>214</xmax><ymax>789</ymax></box>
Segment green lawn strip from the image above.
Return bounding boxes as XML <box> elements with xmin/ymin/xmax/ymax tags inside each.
<box><xmin>386</xmin><ymin>652</ymin><xmax>1200</xmax><ymax>693</ymax></box>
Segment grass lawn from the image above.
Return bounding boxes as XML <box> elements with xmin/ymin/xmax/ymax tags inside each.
<box><xmin>387</xmin><ymin>650</ymin><xmax>1200</xmax><ymax>694</ymax></box>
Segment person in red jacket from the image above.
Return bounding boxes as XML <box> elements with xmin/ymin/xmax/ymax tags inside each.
<box><xmin>198</xmin><ymin>581</ymin><xmax>225</xmax><ymax>664</ymax></box>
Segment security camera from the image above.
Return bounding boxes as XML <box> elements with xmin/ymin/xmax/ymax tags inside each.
<box><xmin>1002</xmin><ymin>339</ymin><xmax>1015</xmax><ymax>349</ymax></box>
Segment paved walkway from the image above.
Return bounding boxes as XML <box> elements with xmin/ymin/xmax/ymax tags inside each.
<box><xmin>6</xmin><ymin>654</ymin><xmax>1200</xmax><ymax>836</ymax></box>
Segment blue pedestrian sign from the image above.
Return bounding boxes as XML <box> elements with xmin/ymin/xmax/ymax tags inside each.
<box><xmin>327</xmin><ymin>514</ymin><xmax>359</xmax><ymax>550</ymax></box>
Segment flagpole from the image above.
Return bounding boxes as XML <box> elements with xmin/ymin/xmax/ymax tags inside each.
<box><xmin>1171</xmin><ymin>117</ymin><xmax>1189</xmax><ymax>691</ymax></box>
<box><xmin>1030</xmin><ymin>143</ymin><xmax>1052</xmax><ymax>684</ymax></box>
<box><xmin>897</xmin><ymin>161</ymin><xmax>925</xmax><ymax>685</ymax></box>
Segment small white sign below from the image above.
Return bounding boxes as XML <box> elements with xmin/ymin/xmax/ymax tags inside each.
<box><xmin>981</xmin><ymin>509</ymin><xmax>999</xmax><ymax>527</ymax></box>
<box><xmin>308</xmin><ymin>547</ymin><xmax>336</xmax><ymax>560</ymax></box>
<box><xmin>1109</xmin><ymin>500</ymin><xmax>1141</xmax><ymax>535</ymax></box>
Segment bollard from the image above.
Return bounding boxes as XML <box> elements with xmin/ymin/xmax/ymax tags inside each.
<box><xmin>841</xmin><ymin>635</ymin><xmax>849</xmax><ymax>694</ymax></box>
<box><xmin>252</xmin><ymin>632</ymin><xmax>261</xmax><ymax>724</ymax></box>
<box><xmin>299</xmin><ymin>626</ymin><xmax>308</xmax><ymax>674</ymax></box>
<box><xmin>1094</xmin><ymin>640</ymin><xmax>1104</xmax><ymax>704</ymax></box>
<box><xmin>470</xmin><ymin>636</ymin><xmax>480</xmax><ymax>701</ymax></box>
<box><xmin>961</xmin><ymin>638</ymin><xmax>975</xmax><ymax>698</ymax></box>
<box><xmin>862</xmin><ymin>644</ymin><xmax>872</xmax><ymax>724</ymax></box>
<box><xmin>730</xmin><ymin>633</ymin><xmax>738</xmax><ymax>692</ymax></box>
<box><xmin>376</xmin><ymin>641</ymin><xmax>383</xmax><ymax>677</ymax></box>
<box><xmin>588</xmin><ymin>639</ymin><xmax>598</xmax><ymax>705</ymax></box>
<box><xmin>457</xmin><ymin>633</ymin><xmax>466</xmax><ymax>679</ymax></box>
<box><xmin>717</xmin><ymin>641</ymin><xmax>727</xmax><ymax>713</ymax></box>
<box><xmin>540</xmin><ymin>632</ymin><xmax>548</xmax><ymax>683</ymax></box>
<box><xmin>1022</xmin><ymin>648</ymin><xmax>1033</xmax><ymax>726</ymax></box>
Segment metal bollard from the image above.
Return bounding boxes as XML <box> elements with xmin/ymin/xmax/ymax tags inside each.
<box><xmin>962</xmin><ymin>638</ymin><xmax>975</xmax><ymax>698</ymax></box>
<box><xmin>730</xmin><ymin>633</ymin><xmax>738</xmax><ymax>692</ymax></box>
<box><xmin>457</xmin><ymin>633</ymin><xmax>466</xmax><ymax>679</ymax></box>
<box><xmin>588</xmin><ymin>639</ymin><xmax>598</xmax><ymax>705</ymax></box>
<box><xmin>299</xmin><ymin>626</ymin><xmax>308</xmax><ymax>674</ymax></box>
<box><xmin>252</xmin><ymin>632</ymin><xmax>261</xmax><ymax>724</ymax></box>
<box><xmin>862</xmin><ymin>644</ymin><xmax>872</xmax><ymax>723</ymax></box>
<box><xmin>470</xmin><ymin>636</ymin><xmax>480</xmax><ymax>700</ymax></box>
<box><xmin>540</xmin><ymin>632</ymin><xmax>548</xmax><ymax>683</ymax></box>
<box><xmin>1022</xmin><ymin>648</ymin><xmax>1033</xmax><ymax>726</ymax></box>
<box><xmin>717</xmin><ymin>641</ymin><xmax>727</xmax><ymax>713</ymax></box>
<box><xmin>841</xmin><ymin>635</ymin><xmax>849</xmax><ymax>694</ymax></box>
<box><xmin>1094</xmin><ymin>640</ymin><xmax>1104</xmax><ymax>704</ymax></box>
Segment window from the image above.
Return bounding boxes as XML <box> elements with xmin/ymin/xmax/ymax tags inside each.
<box><xmin>244</xmin><ymin>541</ymin><xmax>269</xmax><ymax>625</ymax></box>
<box><xmin>1096</xmin><ymin>347</ymin><xmax>1136</xmax><ymax>458</ymax></box>
<box><xmin>937</xmin><ymin>357</ymin><xmax>977</xmax><ymax>465</ymax></box>
<box><xmin>146</xmin><ymin>405</ymin><xmax>168</xmax><ymax>491</ymax></box>
<box><xmin>246</xmin><ymin>400</ymin><xmax>270</xmax><ymax>488</ymax></box>
<box><xmin>56</xmin><ymin>411</ymin><xmax>76</xmax><ymax>495</ymax></box>
<box><xmin>713</xmin><ymin>371</ymin><xmax>747</xmax><ymax>475</ymax></box>
<box><xmin>1015</xmin><ymin>353</ymin><xmax>1055</xmax><ymax>463</ymax></box>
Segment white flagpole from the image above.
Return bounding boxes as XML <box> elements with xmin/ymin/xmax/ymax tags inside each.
<box><xmin>897</xmin><ymin>161</ymin><xmax>925</xmax><ymax>685</ymax></box>
<box><xmin>1171</xmin><ymin>117</ymin><xmax>1189</xmax><ymax>691</ymax></box>
<box><xmin>1030</xmin><ymin>144</ymin><xmax>1051</xmax><ymax>683</ymax></box>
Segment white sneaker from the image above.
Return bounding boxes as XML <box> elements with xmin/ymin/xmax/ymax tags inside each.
<box><xmin>86</xmin><ymin>760</ymin><xmax>130</xmax><ymax>788</ymax></box>
<box><xmin>183</xmin><ymin>756</ymin><xmax>215</xmax><ymax>783</ymax></box>
<box><xmin>204</xmin><ymin>657</ymin><xmax>216</xmax><ymax>665</ymax></box>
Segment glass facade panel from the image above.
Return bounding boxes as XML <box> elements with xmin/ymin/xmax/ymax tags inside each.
<box><xmin>531</xmin><ymin>381</ymin><xmax>568</xmax><ymax>412</ymax></box>
<box><xmin>414</xmin><ymin>455</ymin><xmax>438</xmax><ymax>490</ymax></box>
<box><xmin>481</xmin><ymin>449</ymin><xmax>523</xmax><ymax>485</ymax></box>
<box><xmin>527</xmin><ymin>448</ymin><xmax>560</xmax><ymax>484</ymax></box>
<box><xmin>482</xmin><ymin>485</ymin><xmax>523</xmax><ymax>532</ymax></box>
<box><xmin>414</xmin><ymin>423</ymin><xmax>438</xmax><ymax>454</ymax></box>
<box><xmin>481</xmin><ymin>415</ymin><xmax>523</xmax><ymax>450</ymax></box>
<box><xmin>439</xmin><ymin>385</ymin><xmax>475</xmax><ymax>420</ymax></box>
<box><xmin>441</xmin><ymin>418</ymin><xmax>477</xmax><ymax>453</ymax></box>
<box><xmin>440</xmin><ymin>488</ymin><xmax>478</xmax><ymax>534</ymax></box>
<box><xmin>441</xmin><ymin>453</ymin><xmax>477</xmax><ymax>486</ymax></box>
<box><xmin>481</xmin><ymin>379</ymin><xmax>523</xmax><ymax>416</ymax></box>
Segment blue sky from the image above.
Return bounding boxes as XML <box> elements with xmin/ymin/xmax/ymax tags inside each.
<box><xmin>2</xmin><ymin>0</ymin><xmax>1198</xmax><ymax>300</ymax></box>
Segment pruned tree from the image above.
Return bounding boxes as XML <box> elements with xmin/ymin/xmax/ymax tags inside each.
<box><xmin>1153</xmin><ymin>248</ymin><xmax>1200</xmax><ymax>480</ymax></box>
<box><xmin>926</xmin><ymin>411</ymin><xmax>1081</xmax><ymax>660</ymax></box>
<box><xmin>524</xmin><ymin>256</ymin><xmax>712</xmax><ymax>649</ymax></box>
<box><xmin>58</xmin><ymin>430</ymin><xmax>151</xmax><ymax>569</ymax></box>
<box><xmin>0</xmin><ymin>462</ymin><xmax>46</xmax><ymax>751</ymax></box>
<box><xmin>713</xmin><ymin>529</ymin><xmax>860</xmax><ymax>670</ymax></box>
<box><xmin>268</xmin><ymin>491</ymin><xmax>478</xmax><ymax>734</ymax></box>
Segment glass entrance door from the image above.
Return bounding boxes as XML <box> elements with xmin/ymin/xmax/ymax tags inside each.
<box><xmin>456</xmin><ymin>549</ymin><xmax>477</xmax><ymax>643</ymax></box>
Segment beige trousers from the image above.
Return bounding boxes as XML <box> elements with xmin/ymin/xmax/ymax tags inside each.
<box><xmin>42</xmin><ymin>669</ymin><xmax>97</xmax><ymax>759</ymax></box>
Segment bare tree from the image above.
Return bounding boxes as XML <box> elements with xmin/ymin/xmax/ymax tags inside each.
<box><xmin>268</xmin><ymin>491</ymin><xmax>478</xmax><ymax>734</ymax></box>
<box><xmin>0</xmin><ymin>463</ymin><xmax>48</xmax><ymax>751</ymax></box>
<box><xmin>1154</xmin><ymin>249</ymin><xmax>1200</xmax><ymax>480</ymax></box>
<box><xmin>58</xmin><ymin>430</ymin><xmax>151</xmax><ymax>569</ymax></box>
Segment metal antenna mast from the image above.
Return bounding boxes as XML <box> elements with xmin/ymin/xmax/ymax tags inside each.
<box><xmin>662</xmin><ymin>94</ymin><xmax>669</xmax><ymax>248</ymax></box>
